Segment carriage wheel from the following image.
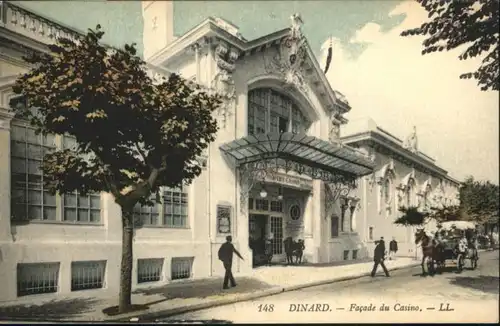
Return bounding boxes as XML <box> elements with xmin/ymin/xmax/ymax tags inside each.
<box><xmin>456</xmin><ymin>254</ymin><xmax>464</xmax><ymax>272</ymax></box>
<box><xmin>471</xmin><ymin>253</ymin><xmax>478</xmax><ymax>270</ymax></box>
<box><xmin>427</xmin><ymin>258</ymin><xmax>435</xmax><ymax>276</ymax></box>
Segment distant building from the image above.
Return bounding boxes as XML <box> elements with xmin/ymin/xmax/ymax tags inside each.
<box><xmin>341</xmin><ymin>118</ymin><xmax>460</xmax><ymax>258</ymax></box>
<box><xmin>0</xmin><ymin>1</ymin><xmax>458</xmax><ymax>304</ymax></box>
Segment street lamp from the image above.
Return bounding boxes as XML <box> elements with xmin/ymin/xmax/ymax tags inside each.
<box><xmin>260</xmin><ymin>188</ymin><xmax>268</xmax><ymax>198</ymax></box>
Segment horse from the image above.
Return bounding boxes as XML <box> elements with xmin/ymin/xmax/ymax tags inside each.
<box><xmin>283</xmin><ymin>237</ymin><xmax>306</xmax><ymax>265</ymax></box>
<box><xmin>415</xmin><ymin>229</ymin><xmax>444</xmax><ymax>276</ymax></box>
<box><xmin>291</xmin><ymin>239</ymin><xmax>305</xmax><ymax>264</ymax></box>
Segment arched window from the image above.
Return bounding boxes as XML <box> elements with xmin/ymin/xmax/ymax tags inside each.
<box><xmin>383</xmin><ymin>178</ymin><xmax>392</xmax><ymax>204</ymax></box>
<box><xmin>406</xmin><ymin>178</ymin><xmax>416</xmax><ymax>207</ymax></box>
<box><xmin>247</xmin><ymin>89</ymin><xmax>310</xmax><ymax>136</ymax></box>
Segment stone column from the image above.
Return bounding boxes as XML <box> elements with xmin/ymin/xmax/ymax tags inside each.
<box><xmin>0</xmin><ymin>108</ymin><xmax>15</xmax><ymax>241</ymax></box>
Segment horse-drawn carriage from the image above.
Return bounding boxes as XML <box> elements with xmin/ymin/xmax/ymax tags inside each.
<box><xmin>416</xmin><ymin>221</ymin><xmax>479</xmax><ymax>275</ymax></box>
<box><xmin>436</xmin><ymin>221</ymin><xmax>479</xmax><ymax>272</ymax></box>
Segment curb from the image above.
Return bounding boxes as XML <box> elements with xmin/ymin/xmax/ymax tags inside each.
<box><xmin>110</xmin><ymin>261</ymin><xmax>420</xmax><ymax>322</ymax></box>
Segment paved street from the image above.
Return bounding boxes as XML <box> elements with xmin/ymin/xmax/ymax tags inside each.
<box><xmin>156</xmin><ymin>250</ymin><xmax>499</xmax><ymax>324</ymax></box>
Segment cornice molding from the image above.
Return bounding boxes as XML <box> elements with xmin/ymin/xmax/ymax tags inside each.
<box><xmin>342</xmin><ymin>131</ymin><xmax>449</xmax><ymax>178</ymax></box>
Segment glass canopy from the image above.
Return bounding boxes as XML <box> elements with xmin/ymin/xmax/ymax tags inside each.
<box><xmin>220</xmin><ymin>132</ymin><xmax>376</xmax><ymax>182</ymax></box>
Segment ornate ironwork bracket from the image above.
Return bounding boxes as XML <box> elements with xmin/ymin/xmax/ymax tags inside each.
<box><xmin>238</xmin><ymin>161</ymin><xmax>280</xmax><ymax>213</ymax></box>
<box><xmin>324</xmin><ymin>179</ymin><xmax>357</xmax><ymax>218</ymax></box>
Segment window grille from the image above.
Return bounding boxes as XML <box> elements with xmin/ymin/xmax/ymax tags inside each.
<box><xmin>171</xmin><ymin>257</ymin><xmax>194</xmax><ymax>280</ymax></box>
<box><xmin>133</xmin><ymin>195</ymin><xmax>160</xmax><ymax>226</ymax></box>
<box><xmin>247</xmin><ymin>89</ymin><xmax>310</xmax><ymax>136</ymax></box>
<box><xmin>63</xmin><ymin>192</ymin><xmax>101</xmax><ymax>223</ymax></box>
<box><xmin>10</xmin><ymin>124</ymin><xmax>101</xmax><ymax>223</ymax></box>
<box><xmin>71</xmin><ymin>260</ymin><xmax>106</xmax><ymax>291</ymax></box>
<box><xmin>10</xmin><ymin>125</ymin><xmax>57</xmax><ymax>221</ymax></box>
<box><xmin>163</xmin><ymin>186</ymin><xmax>188</xmax><ymax>228</ymax></box>
<box><xmin>255</xmin><ymin>199</ymin><xmax>268</xmax><ymax>211</ymax></box>
<box><xmin>352</xmin><ymin>250</ymin><xmax>358</xmax><ymax>260</ymax></box>
<box><xmin>137</xmin><ymin>258</ymin><xmax>164</xmax><ymax>283</ymax></box>
<box><xmin>270</xmin><ymin>216</ymin><xmax>283</xmax><ymax>254</ymax></box>
<box><xmin>343</xmin><ymin>250</ymin><xmax>350</xmax><ymax>261</ymax></box>
<box><xmin>270</xmin><ymin>200</ymin><xmax>283</xmax><ymax>213</ymax></box>
<box><xmin>17</xmin><ymin>262</ymin><xmax>60</xmax><ymax>296</ymax></box>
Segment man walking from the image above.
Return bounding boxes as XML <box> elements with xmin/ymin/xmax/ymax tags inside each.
<box><xmin>389</xmin><ymin>237</ymin><xmax>398</xmax><ymax>260</ymax></box>
<box><xmin>218</xmin><ymin>235</ymin><xmax>244</xmax><ymax>289</ymax></box>
<box><xmin>371</xmin><ymin>240</ymin><xmax>390</xmax><ymax>277</ymax></box>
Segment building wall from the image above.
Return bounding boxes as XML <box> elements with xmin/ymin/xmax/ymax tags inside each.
<box><xmin>353</xmin><ymin>142</ymin><xmax>460</xmax><ymax>260</ymax></box>
<box><xmin>0</xmin><ymin>55</ymin><xmax>211</xmax><ymax>303</ymax></box>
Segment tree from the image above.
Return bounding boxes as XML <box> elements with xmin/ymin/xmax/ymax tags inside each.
<box><xmin>459</xmin><ymin>176</ymin><xmax>499</xmax><ymax>236</ymax></box>
<box><xmin>394</xmin><ymin>204</ymin><xmax>461</xmax><ymax>227</ymax></box>
<box><xmin>401</xmin><ymin>0</ymin><xmax>499</xmax><ymax>91</ymax></box>
<box><xmin>10</xmin><ymin>25</ymin><xmax>221</xmax><ymax>313</ymax></box>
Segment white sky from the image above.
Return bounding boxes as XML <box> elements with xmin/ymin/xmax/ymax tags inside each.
<box><xmin>321</xmin><ymin>1</ymin><xmax>499</xmax><ymax>184</ymax></box>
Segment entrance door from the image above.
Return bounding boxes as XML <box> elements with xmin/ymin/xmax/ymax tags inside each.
<box><xmin>270</xmin><ymin>216</ymin><xmax>284</xmax><ymax>256</ymax></box>
<box><xmin>249</xmin><ymin>214</ymin><xmax>268</xmax><ymax>267</ymax></box>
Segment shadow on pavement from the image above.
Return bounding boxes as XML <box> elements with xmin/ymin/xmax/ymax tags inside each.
<box><xmin>448</xmin><ymin>275</ymin><xmax>500</xmax><ymax>295</ymax></box>
<box><xmin>257</xmin><ymin>257</ymin><xmax>373</xmax><ymax>268</ymax></box>
<box><xmin>133</xmin><ymin>277</ymin><xmax>273</xmax><ymax>302</ymax></box>
<box><xmin>0</xmin><ymin>297</ymin><xmax>101</xmax><ymax>321</ymax></box>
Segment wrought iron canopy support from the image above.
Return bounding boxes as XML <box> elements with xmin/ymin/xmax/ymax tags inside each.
<box><xmin>324</xmin><ymin>179</ymin><xmax>358</xmax><ymax>217</ymax></box>
<box><xmin>238</xmin><ymin>160</ymin><xmax>280</xmax><ymax>213</ymax></box>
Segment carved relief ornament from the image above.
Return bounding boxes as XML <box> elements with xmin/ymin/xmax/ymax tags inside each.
<box><xmin>263</xmin><ymin>13</ymin><xmax>308</xmax><ymax>94</ymax></box>
<box><xmin>212</xmin><ymin>41</ymin><xmax>240</xmax><ymax>128</ymax></box>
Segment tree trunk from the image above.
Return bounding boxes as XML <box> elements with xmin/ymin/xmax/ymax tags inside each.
<box><xmin>118</xmin><ymin>208</ymin><xmax>134</xmax><ymax>313</ymax></box>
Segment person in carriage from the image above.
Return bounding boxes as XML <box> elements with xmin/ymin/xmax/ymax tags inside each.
<box><xmin>457</xmin><ymin>232</ymin><xmax>468</xmax><ymax>255</ymax></box>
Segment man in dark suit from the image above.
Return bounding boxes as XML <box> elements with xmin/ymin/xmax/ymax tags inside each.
<box><xmin>371</xmin><ymin>240</ymin><xmax>390</xmax><ymax>277</ymax></box>
<box><xmin>389</xmin><ymin>237</ymin><xmax>398</xmax><ymax>260</ymax></box>
<box><xmin>218</xmin><ymin>235</ymin><xmax>244</xmax><ymax>289</ymax></box>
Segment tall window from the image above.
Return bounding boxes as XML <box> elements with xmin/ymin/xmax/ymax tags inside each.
<box><xmin>340</xmin><ymin>199</ymin><xmax>348</xmax><ymax>232</ymax></box>
<box><xmin>384</xmin><ymin>178</ymin><xmax>392</xmax><ymax>204</ymax></box>
<box><xmin>270</xmin><ymin>216</ymin><xmax>283</xmax><ymax>254</ymax></box>
<box><xmin>406</xmin><ymin>178</ymin><xmax>416</xmax><ymax>207</ymax></box>
<box><xmin>331</xmin><ymin>215</ymin><xmax>339</xmax><ymax>238</ymax></box>
<box><xmin>133</xmin><ymin>185</ymin><xmax>189</xmax><ymax>228</ymax></box>
<box><xmin>248</xmin><ymin>89</ymin><xmax>309</xmax><ymax>136</ymax></box>
<box><xmin>10</xmin><ymin>124</ymin><xmax>101</xmax><ymax>223</ymax></box>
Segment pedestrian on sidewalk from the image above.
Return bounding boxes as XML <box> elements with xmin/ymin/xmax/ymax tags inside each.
<box><xmin>371</xmin><ymin>240</ymin><xmax>390</xmax><ymax>277</ymax></box>
<box><xmin>389</xmin><ymin>237</ymin><xmax>398</xmax><ymax>260</ymax></box>
<box><xmin>218</xmin><ymin>235</ymin><xmax>244</xmax><ymax>289</ymax></box>
<box><xmin>265</xmin><ymin>239</ymin><xmax>273</xmax><ymax>266</ymax></box>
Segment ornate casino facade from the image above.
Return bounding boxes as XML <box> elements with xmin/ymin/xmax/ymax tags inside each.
<box><xmin>0</xmin><ymin>1</ymin><xmax>459</xmax><ymax>303</ymax></box>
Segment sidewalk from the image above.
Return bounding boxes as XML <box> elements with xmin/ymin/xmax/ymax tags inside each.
<box><xmin>0</xmin><ymin>257</ymin><xmax>419</xmax><ymax>322</ymax></box>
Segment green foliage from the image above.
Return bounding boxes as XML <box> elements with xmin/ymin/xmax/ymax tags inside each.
<box><xmin>459</xmin><ymin>176</ymin><xmax>499</xmax><ymax>225</ymax></box>
<box><xmin>10</xmin><ymin>25</ymin><xmax>222</xmax><ymax>208</ymax></box>
<box><xmin>394</xmin><ymin>206</ymin><xmax>429</xmax><ymax>226</ymax></box>
<box><xmin>401</xmin><ymin>0</ymin><xmax>499</xmax><ymax>91</ymax></box>
<box><xmin>428</xmin><ymin>205</ymin><xmax>461</xmax><ymax>223</ymax></box>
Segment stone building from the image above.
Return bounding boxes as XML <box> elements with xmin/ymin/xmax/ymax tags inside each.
<box><xmin>0</xmin><ymin>1</ymin><xmax>459</xmax><ymax>303</ymax></box>
<box><xmin>341</xmin><ymin>118</ymin><xmax>460</xmax><ymax>258</ymax></box>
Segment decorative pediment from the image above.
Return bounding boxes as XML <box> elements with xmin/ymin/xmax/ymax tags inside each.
<box><xmin>0</xmin><ymin>75</ymin><xmax>18</xmax><ymax>130</ymax></box>
<box><xmin>263</xmin><ymin>14</ymin><xmax>308</xmax><ymax>95</ymax></box>
<box><xmin>375</xmin><ymin>159</ymin><xmax>396</xmax><ymax>184</ymax></box>
<box><xmin>421</xmin><ymin>177</ymin><xmax>432</xmax><ymax>194</ymax></box>
<box><xmin>213</xmin><ymin>41</ymin><xmax>240</xmax><ymax>129</ymax></box>
<box><xmin>398</xmin><ymin>169</ymin><xmax>416</xmax><ymax>190</ymax></box>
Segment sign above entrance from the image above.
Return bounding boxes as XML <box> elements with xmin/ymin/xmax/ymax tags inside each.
<box><xmin>264</xmin><ymin>172</ymin><xmax>313</xmax><ymax>191</ymax></box>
